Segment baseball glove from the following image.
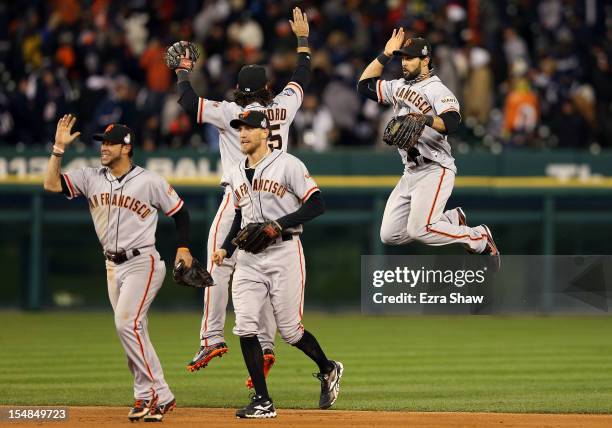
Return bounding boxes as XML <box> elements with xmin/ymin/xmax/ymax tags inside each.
<box><xmin>232</xmin><ymin>221</ymin><xmax>282</xmax><ymax>254</ymax></box>
<box><xmin>382</xmin><ymin>113</ymin><xmax>428</xmax><ymax>150</ymax></box>
<box><xmin>165</xmin><ymin>41</ymin><xmax>200</xmax><ymax>72</ymax></box>
<box><xmin>173</xmin><ymin>257</ymin><xmax>214</xmax><ymax>289</ymax></box>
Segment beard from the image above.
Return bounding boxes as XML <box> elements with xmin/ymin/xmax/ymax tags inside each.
<box><xmin>402</xmin><ymin>67</ymin><xmax>421</xmax><ymax>81</ymax></box>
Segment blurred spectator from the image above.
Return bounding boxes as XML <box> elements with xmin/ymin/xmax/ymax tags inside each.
<box><xmin>552</xmin><ymin>100</ymin><xmax>590</xmax><ymax>148</ymax></box>
<box><xmin>463</xmin><ymin>47</ymin><xmax>493</xmax><ymax>125</ymax></box>
<box><xmin>502</xmin><ymin>77</ymin><xmax>539</xmax><ymax>145</ymax></box>
<box><xmin>294</xmin><ymin>94</ymin><xmax>334</xmax><ymax>152</ymax></box>
<box><xmin>0</xmin><ymin>0</ymin><xmax>609</xmax><ymax>150</ymax></box>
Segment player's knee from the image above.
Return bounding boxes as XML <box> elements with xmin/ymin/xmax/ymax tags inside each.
<box><xmin>114</xmin><ymin>315</ymin><xmax>133</xmax><ymax>335</ymax></box>
<box><xmin>278</xmin><ymin>324</ymin><xmax>303</xmax><ymax>345</ymax></box>
<box><xmin>406</xmin><ymin>222</ymin><xmax>427</xmax><ymax>241</ymax></box>
<box><xmin>380</xmin><ymin>228</ymin><xmax>401</xmax><ymax>245</ymax></box>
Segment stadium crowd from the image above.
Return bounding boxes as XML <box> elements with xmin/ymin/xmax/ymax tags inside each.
<box><xmin>0</xmin><ymin>0</ymin><xmax>610</xmax><ymax>152</ymax></box>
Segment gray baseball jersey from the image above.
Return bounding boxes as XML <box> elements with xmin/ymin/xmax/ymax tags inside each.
<box><xmin>377</xmin><ymin>75</ymin><xmax>460</xmax><ymax>172</ymax></box>
<box><xmin>62</xmin><ymin>164</ymin><xmax>181</xmax><ymax>405</ymax></box>
<box><xmin>62</xmin><ymin>166</ymin><xmax>183</xmax><ymax>252</ymax></box>
<box><xmin>226</xmin><ymin>150</ymin><xmax>319</xmax><ymax>235</ymax></box>
<box><xmin>195</xmin><ymin>81</ymin><xmax>303</xmax><ymax>184</ymax></box>
<box><xmin>193</xmin><ymin>81</ymin><xmax>305</xmax><ymax>351</ymax></box>
<box><xmin>228</xmin><ymin>149</ymin><xmax>318</xmax><ymax>345</ymax></box>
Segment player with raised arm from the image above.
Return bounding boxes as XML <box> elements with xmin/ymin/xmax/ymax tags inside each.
<box><xmin>43</xmin><ymin>114</ymin><xmax>209</xmax><ymax>422</ymax></box>
<box><xmin>165</xmin><ymin>8</ymin><xmax>312</xmax><ymax>385</ymax></box>
<box><xmin>357</xmin><ymin>29</ymin><xmax>500</xmax><ymax>266</ymax></box>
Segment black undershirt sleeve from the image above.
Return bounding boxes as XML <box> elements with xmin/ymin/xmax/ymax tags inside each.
<box><xmin>221</xmin><ymin>209</ymin><xmax>242</xmax><ymax>257</ymax></box>
<box><xmin>439</xmin><ymin>111</ymin><xmax>461</xmax><ymax>135</ymax></box>
<box><xmin>289</xmin><ymin>52</ymin><xmax>311</xmax><ymax>90</ymax></box>
<box><xmin>171</xmin><ymin>207</ymin><xmax>190</xmax><ymax>248</ymax></box>
<box><xmin>357</xmin><ymin>77</ymin><xmax>379</xmax><ymax>102</ymax></box>
<box><xmin>276</xmin><ymin>191</ymin><xmax>325</xmax><ymax>230</ymax></box>
<box><xmin>176</xmin><ymin>72</ymin><xmax>199</xmax><ymax>117</ymax></box>
<box><xmin>60</xmin><ymin>175</ymin><xmax>70</xmax><ymax>196</ymax></box>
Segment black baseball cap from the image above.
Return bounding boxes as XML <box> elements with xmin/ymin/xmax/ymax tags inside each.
<box><xmin>93</xmin><ymin>124</ymin><xmax>135</xmax><ymax>145</ymax></box>
<box><xmin>230</xmin><ymin>110</ymin><xmax>270</xmax><ymax>130</ymax></box>
<box><xmin>237</xmin><ymin>65</ymin><xmax>268</xmax><ymax>92</ymax></box>
<box><xmin>393</xmin><ymin>38</ymin><xmax>432</xmax><ymax>58</ymax></box>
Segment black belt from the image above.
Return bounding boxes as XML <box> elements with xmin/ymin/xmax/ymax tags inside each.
<box><xmin>281</xmin><ymin>233</ymin><xmax>298</xmax><ymax>242</ymax></box>
<box><xmin>104</xmin><ymin>249</ymin><xmax>141</xmax><ymax>264</ymax></box>
<box><xmin>407</xmin><ymin>147</ymin><xmax>432</xmax><ymax>165</ymax></box>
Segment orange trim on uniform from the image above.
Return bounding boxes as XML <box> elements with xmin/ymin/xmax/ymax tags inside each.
<box><xmin>377</xmin><ymin>80</ymin><xmax>384</xmax><ymax>103</ymax></box>
<box><xmin>197</xmin><ymin>98</ymin><xmax>205</xmax><ymax>123</ymax></box>
<box><xmin>134</xmin><ymin>255</ymin><xmax>157</xmax><ymax>383</ymax></box>
<box><xmin>425</xmin><ymin>169</ymin><xmax>485</xmax><ymax>241</ymax></box>
<box><xmin>165</xmin><ymin>199</ymin><xmax>184</xmax><ymax>216</ymax></box>
<box><xmin>301</xmin><ymin>186</ymin><xmax>319</xmax><ymax>203</ymax></box>
<box><xmin>297</xmin><ymin>239</ymin><xmax>305</xmax><ymax>321</ymax></box>
<box><xmin>287</xmin><ymin>81</ymin><xmax>304</xmax><ymax>101</ymax></box>
<box><xmin>63</xmin><ymin>173</ymin><xmax>76</xmax><ymax>198</ymax></box>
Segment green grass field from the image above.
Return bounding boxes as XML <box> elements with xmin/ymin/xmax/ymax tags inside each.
<box><xmin>1</xmin><ymin>311</ymin><xmax>611</xmax><ymax>413</ymax></box>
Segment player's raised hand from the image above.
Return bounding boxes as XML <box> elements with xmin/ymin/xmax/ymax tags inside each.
<box><xmin>384</xmin><ymin>28</ymin><xmax>405</xmax><ymax>56</ymax></box>
<box><xmin>175</xmin><ymin>247</ymin><xmax>193</xmax><ymax>269</ymax></box>
<box><xmin>289</xmin><ymin>7</ymin><xmax>309</xmax><ymax>38</ymax></box>
<box><xmin>54</xmin><ymin>114</ymin><xmax>81</xmax><ymax>149</ymax></box>
<box><xmin>212</xmin><ymin>249</ymin><xmax>227</xmax><ymax>266</ymax></box>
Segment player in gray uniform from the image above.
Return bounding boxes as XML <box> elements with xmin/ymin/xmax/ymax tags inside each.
<box><xmin>171</xmin><ymin>8</ymin><xmax>311</xmax><ymax>383</ymax></box>
<box><xmin>358</xmin><ymin>29</ymin><xmax>500</xmax><ymax>265</ymax></box>
<box><xmin>43</xmin><ymin>115</ymin><xmax>194</xmax><ymax>422</ymax></box>
<box><xmin>211</xmin><ymin>110</ymin><xmax>343</xmax><ymax>418</ymax></box>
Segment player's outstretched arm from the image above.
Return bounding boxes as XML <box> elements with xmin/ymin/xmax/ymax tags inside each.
<box><xmin>290</xmin><ymin>7</ymin><xmax>310</xmax><ymax>54</ymax></box>
<box><xmin>165</xmin><ymin>41</ymin><xmax>201</xmax><ymax>118</ymax></box>
<box><xmin>357</xmin><ymin>28</ymin><xmax>404</xmax><ymax>101</ymax></box>
<box><xmin>287</xmin><ymin>7</ymin><xmax>312</xmax><ymax>91</ymax></box>
<box><xmin>358</xmin><ymin>28</ymin><xmax>404</xmax><ymax>82</ymax></box>
<box><xmin>44</xmin><ymin>114</ymin><xmax>81</xmax><ymax>193</ymax></box>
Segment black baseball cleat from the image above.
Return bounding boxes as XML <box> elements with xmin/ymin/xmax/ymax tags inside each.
<box><xmin>235</xmin><ymin>394</ymin><xmax>277</xmax><ymax>419</ymax></box>
<box><xmin>128</xmin><ymin>398</ymin><xmax>153</xmax><ymax>421</ymax></box>
<box><xmin>480</xmin><ymin>224</ymin><xmax>501</xmax><ymax>270</ymax></box>
<box><xmin>143</xmin><ymin>398</ymin><xmax>176</xmax><ymax>422</ymax></box>
<box><xmin>314</xmin><ymin>360</ymin><xmax>344</xmax><ymax>409</ymax></box>
<box><xmin>187</xmin><ymin>342</ymin><xmax>228</xmax><ymax>372</ymax></box>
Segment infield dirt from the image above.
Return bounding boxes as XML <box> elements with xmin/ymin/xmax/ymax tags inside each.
<box><xmin>2</xmin><ymin>407</ymin><xmax>612</xmax><ymax>428</ymax></box>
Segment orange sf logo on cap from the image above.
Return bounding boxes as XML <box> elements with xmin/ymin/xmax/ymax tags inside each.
<box><xmin>404</xmin><ymin>39</ymin><xmax>412</xmax><ymax>47</ymax></box>
<box><xmin>105</xmin><ymin>124</ymin><xmax>114</xmax><ymax>132</ymax></box>
<box><xmin>241</xmin><ymin>111</ymin><xmax>251</xmax><ymax>119</ymax></box>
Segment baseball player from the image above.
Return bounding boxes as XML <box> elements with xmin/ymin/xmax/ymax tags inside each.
<box><xmin>43</xmin><ymin>114</ymin><xmax>193</xmax><ymax>422</ymax></box>
<box><xmin>212</xmin><ymin>110</ymin><xmax>343</xmax><ymax>418</ymax></box>
<box><xmin>168</xmin><ymin>7</ymin><xmax>311</xmax><ymax>383</ymax></box>
<box><xmin>357</xmin><ymin>29</ymin><xmax>500</xmax><ymax>265</ymax></box>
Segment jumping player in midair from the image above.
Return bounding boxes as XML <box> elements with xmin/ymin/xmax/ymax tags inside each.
<box><xmin>357</xmin><ymin>29</ymin><xmax>500</xmax><ymax>265</ymax></box>
<box><xmin>213</xmin><ymin>110</ymin><xmax>343</xmax><ymax>418</ymax></box>
<box><xmin>168</xmin><ymin>7</ymin><xmax>311</xmax><ymax>386</ymax></box>
<box><xmin>44</xmin><ymin>115</ymin><xmax>194</xmax><ymax>422</ymax></box>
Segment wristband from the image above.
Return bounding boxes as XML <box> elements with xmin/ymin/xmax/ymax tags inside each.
<box><xmin>424</xmin><ymin>116</ymin><xmax>434</xmax><ymax>127</ymax></box>
<box><xmin>377</xmin><ymin>52</ymin><xmax>391</xmax><ymax>65</ymax></box>
<box><xmin>52</xmin><ymin>145</ymin><xmax>65</xmax><ymax>154</ymax></box>
<box><xmin>297</xmin><ymin>36</ymin><xmax>308</xmax><ymax>48</ymax></box>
